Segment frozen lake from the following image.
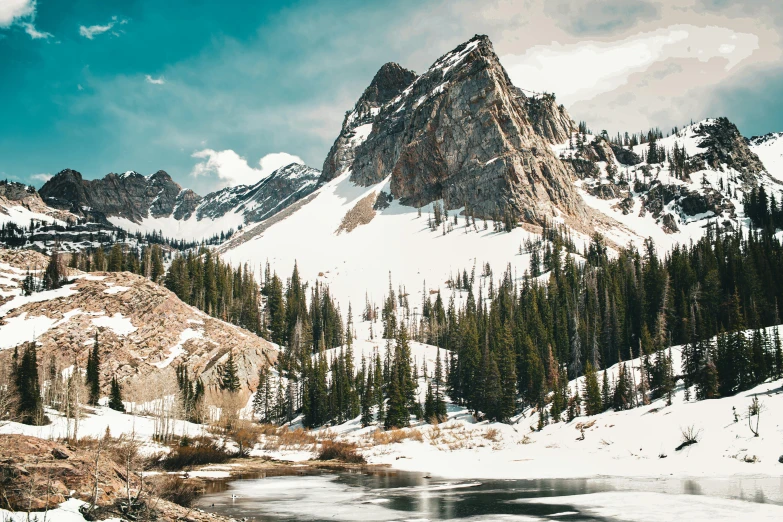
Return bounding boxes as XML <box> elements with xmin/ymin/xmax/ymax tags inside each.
<box><xmin>196</xmin><ymin>469</ymin><xmax>783</xmax><ymax>521</ymax></box>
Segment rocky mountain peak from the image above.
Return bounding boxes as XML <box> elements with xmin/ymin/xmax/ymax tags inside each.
<box><xmin>694</xmin><ymin>117</ymin><xmax>766</xmax><ymax>178</ymax></box>
<box><xmin>321</xmin><ymin>34</ymin><xmax>587</xmax><ymax>225</ymax></box>
<box><xmin>364</xmin><ymin>62</ymin><xmax>418</xmax><ymax>106</ymax></box>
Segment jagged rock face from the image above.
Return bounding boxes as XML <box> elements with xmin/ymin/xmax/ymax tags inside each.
<box><xmin>522</xmin><ymin>93</ymin><xmax>574</xmax><ymax>144</ymax></box>
<box><xmin>322</xmin><ymin>63</ymin><xmax>417</xmax><ymax>181</ymax></box>
<box><xmin>40</xmin><ymin>169</ymin><xmax>199</xmax><ymax>223</ymax></box>
<box><xmin>694</xmin><ymin>118</ymin><xmax>766</xmax><ymax>179</ymax></box>
<box><xmin>610</xmin><ymin>143</ymin><xmax>642</xmax><ymax>166</ymax></box>
<box><xmin>197</xmin><ymin>163</ymin><xmax>321</xmax><ymax>224</ymax></box>
<box><xmin>323</xmin><ymin>35</ymin><xmax>587</xmax><ymax>224</ymax></box>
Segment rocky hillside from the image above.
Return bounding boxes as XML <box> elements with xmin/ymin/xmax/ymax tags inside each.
<box><xmin>0</xmin><ymin>250</ymin><xmax>276</xmax><ymax>396</ymax></box>
<box><xmin>38</xmin><ymin>163</ymin><xmax>321</xmax><ymax>241</ymax></box>
<box><xmin>555</xmin><ymin>117</ymin><xmax>782</xmax><ymax>249</ymax></box>
<box><xmin>321</xmin><ymin>34</ymin><xmax>587</xmax><ymax>225</ymax></box>
<box><xmin>40</xmin><ymin>169</ymin><xmax>199</xmax><ymax>223</ymax></box>
<box><xmin>0</xmin><ymin>181</ymin><xmax>77</xmax><ymax>227</ymax></box>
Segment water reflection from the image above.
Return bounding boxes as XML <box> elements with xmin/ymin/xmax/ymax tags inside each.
<box><xmin>195</xmin><ymin>470</ymin><xmax>783</xmax><ymax>521</ymax></box>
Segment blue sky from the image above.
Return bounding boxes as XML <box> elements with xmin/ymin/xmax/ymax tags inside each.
<box><xmin>2</xmin><ymin>0</ymin><xmax>783</xmax><ymax>194</ymax></box>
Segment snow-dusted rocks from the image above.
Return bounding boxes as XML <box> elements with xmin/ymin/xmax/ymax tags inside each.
<box><xmin>38</xmin><ymin>163</ymin><xmax>322</xmax><ymax>241</ymax></box>
<box><xmin>0</xmin><ymin>253</ymin><xmax>276</xmax><ymax>395</ymax></box>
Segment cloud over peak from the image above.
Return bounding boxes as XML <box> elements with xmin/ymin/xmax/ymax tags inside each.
<box><xmin>191</xmin><ymin>150</ymin><xmax>304</xmax><ymax>187</ymax></box>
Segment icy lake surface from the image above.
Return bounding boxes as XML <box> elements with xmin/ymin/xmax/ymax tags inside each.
<box><xmin>196</xmin><ymin>470</ymin><xmax>783</xmax><ymax>521</ymax></box>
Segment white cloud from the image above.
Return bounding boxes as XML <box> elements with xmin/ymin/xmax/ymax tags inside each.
<box><xmin>191</xmin><ymin>150</ymin><xmax>304</xmax><ymax>187</ymax></box>
<box><xmin>22</xmin><ymin>21</ymin><xmax>50</xmax><ymax>39</ymax></box>
<box><xmin>30</xmin><ymin>173</ymin><xmax>51</xmax><ymax>183</ymax></box>
<box><xmin>77</xmin><ymin>84</ymin><xmax>84</xmax><ymax>91</ymax></box>
<box><xmin>79</xmin><ymin>16</ymin><xmax>125</xmax><ymax>39</ymax></box>
<box><xmin>145</xmin><ymin>75</ymin><xmax>165</xmax><ymax>85</ymax></box>
<box><xmin>502</xmin><ymin>25</ymin><xmax>759</xmax><ymax>107</ymax></box>
<box><xmin>0</xmin><ymin>0</ymin><xmax>50</xmax><ymax>40</ymax></box>
<box><xmin>0</xmin><ymin>0</ymin><xmax>34</xmax><ymax>28</ymax></box>
<box><xmin>258</xmin><ymin>152</ymin><xmax>305</xmax><ymax>178</ymax></box>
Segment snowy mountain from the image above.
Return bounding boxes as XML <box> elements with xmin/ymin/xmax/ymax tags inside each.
<box><xmin>38</xmin><ymin>163</ymin><xmax>321</xmax><ymax>241</ymax></box>
<box><xmin>218</xmin><ymin>36</ymin><xmax>782</xmax><ymax>315</ymax></box>
<box><xmin>321</xmin><ymin>34</ymin><xmax>587</xmax><ymax>225</ymax></box>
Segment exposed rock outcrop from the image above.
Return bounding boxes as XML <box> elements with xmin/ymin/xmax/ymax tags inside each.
<box><xmin>693</xmin><ymin>118</ymin><xmax>766</xmax><ymax>180</ymax></box>
<box><xmin>0</xmin><ymin>253</ymin><xmax>276</xmax><ymax>395</ymax></box>
<box><xmin>40</xmin><ymin>169</ymin><xmax>197</xmax><ymax>223</ymax></box>
<box><xmin>322</xmin><ymin>35</ymin><xmax>588</xmax><ymax>225</ymax></box>
<box><xmin>610</xmin><ymin>143</ymin><xmax>642</xmax><ymax>166</ymax></box>
<box><xmin>522</xmin><ymin>93</ymin><xmax>574</xmax><ymax>144</ymax></box>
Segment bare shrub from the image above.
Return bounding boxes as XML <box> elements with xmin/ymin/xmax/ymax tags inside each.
<box><xmin>227</xmin><ymin>422</ymin><xmax>261</xmax><ymax>457</ymax></box>
<box><xmin>160</xmin><ymin>436</ymin><xmax>231</xmax><ymax>470</ymax></box>
<box><xmin>675</xmin><ymin>425</ymin><xmax>702</xmax><ymax>451</ymax></box>
<box><xmin>207</xmin><ymin>389</ymin><xmax>248</xmax><ymax>431</ymax></box>
<box><xmin>155</xmin><ymin>475</ymin><xmax>204</xmax><ymax>507</ymax></box>
<box><xmin>317</xmin><ymin>440</ymin><xmax>366</xmax><ymax>464</ymax></box>
<box><xmin>747</xmin><ymin>396</ymin><xmax>763</xmax><ymax>437</ymax></box>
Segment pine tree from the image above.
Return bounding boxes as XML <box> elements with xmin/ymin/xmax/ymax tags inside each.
<box><xmin>15</xmin><ymin>343</ymin><xmax>46</xmax><ymax>425</ymax></box>
<box><xmin>601</xmin><ymin>369</ymin><xmax>611</xmax><ymax>412</ymax></box>
<box><xmin>108</xmin><ymin>376</ymin><xmax>125</xmax><ymax>412</ymax></box>
<box><xmin>86</xmin><ymin>333</ymin><xmax>100</xmax><ymax>406</ymax></box>
<box><xmin>360</xmin><ymin>369</ymin><xmax>374</xmax><ymax>427</ymax></box>
<box><xmin>583</xmin><ymin>362</ymin><xmax>602</xmax><ymax>415</ymax></box>
<box><xmin>220</xmin><ymin>351</ymin><xmax>240</xmax><ymax>393</ymax></box>
<box><xmin>423</xmin><ymin>383</ymin><xmax>435</xmax><ymax>422</ymax></box>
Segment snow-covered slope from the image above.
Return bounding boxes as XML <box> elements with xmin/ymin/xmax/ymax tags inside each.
<box><xmin>750</xmin><ymin>132</ymin><xmax>783</xmax><ymax>182</ymax></box>
<box><xmin>221</xmin><ymin>172</ymin><xmax>573</xmax><ymax>314</ymax></box>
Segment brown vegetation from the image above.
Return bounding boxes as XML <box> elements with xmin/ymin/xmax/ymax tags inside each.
<box><xmin>336</xmin><ymin>192</ymin><xmax>377</xmax><ymax>234</ymax></box>
<box><xmin>317</xmin><ymin>440</ymin><xmax>366</xmax><ymax>464</ymax></box>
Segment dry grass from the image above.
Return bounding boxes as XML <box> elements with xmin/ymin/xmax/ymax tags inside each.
<box><xmin>483</xmin><ymin>428</ymin><xmax>501</xmax><ymax>442</ymax></box>
<box><xmin>336</xmin><ymin>192</ymin><xmax>377</xmax><ymax>234</ymax></box>
<box><xmin>370</xmin><ymin>428</ymin><xmax>423</xmax><ymax>445</ymax></box>
<box><xmin>259</xmin><ymin>426</ymin><xmax>318</xmax><ymax>451</ymax></box>
<box><xmin>575</xmin><ymin>420</ymin><xmax>596</xmax><ymax>431</ymax></box>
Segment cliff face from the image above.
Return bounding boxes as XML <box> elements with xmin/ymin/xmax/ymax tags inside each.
<box><xmin>39</xmin><ymin>169</ymin><xmax>200</xmax><ymax>223</ymax></box>
<box><xmin>322</xmin><ymin>62</ymin><xmax>417</xmax><ymax>181</ymax></box>
<box><xmin>321</xmin><ymin>35</ymin><xmax>587</xmax><ymax>224</ymax></box>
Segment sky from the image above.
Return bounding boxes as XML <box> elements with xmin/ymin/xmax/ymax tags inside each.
<box><xmin>2</xmin><ymin>0</ymin><xmax>783</xmax><ymax>195</ymax></box>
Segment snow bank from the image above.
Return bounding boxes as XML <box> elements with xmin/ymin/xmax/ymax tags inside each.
<box><xmin>91</xmin><ymin>313</ymin><xmax>137</xmax><ymax>336</ymax></box>
<box><xmin>0</xmin><ymin>498</ymin><xmax>121</xmax><ymax>522</ymax></box>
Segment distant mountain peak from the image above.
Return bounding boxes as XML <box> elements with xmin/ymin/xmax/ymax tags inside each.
<box><xmin>321</xmin><ymin>33</ymin><xmax>587</xmax><ymax>226</ymax></box>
